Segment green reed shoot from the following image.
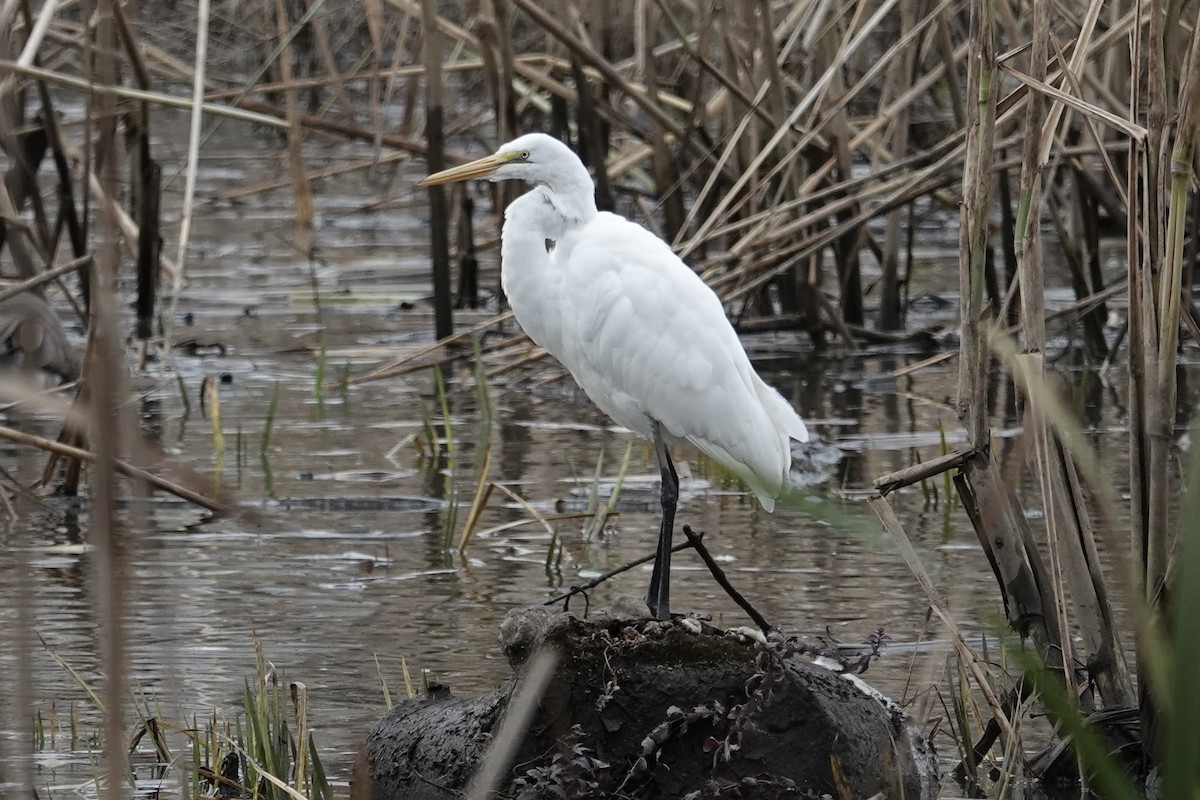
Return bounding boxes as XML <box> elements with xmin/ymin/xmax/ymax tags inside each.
<box><xmin>1159</xmin><ymin>418</ymin><xmax>1200</xmax><ymax>798</ymax></box>
<box><xmin>239</xmin><ymin>636</ymin><xmax>331</xmax><ymax>800</ymax></box>
<box><xmin>432</xmin><ymin>364</ymin><xmax>457</xmax><ymax>543</ymax></box>
<box><xmin>458</xmin><ymin>337</ymin><xmax>495</xmax><ymax>551</ymax></box>
<box><xmin>433</xmin><ymin>364</ymin><xmax>454</xmax><ymax>460</ymax></box>
<box><xmin>605</xmin><ymin>441</ymin><xmax>633</xmax><ymax>516</ymax></box>
<box><xmin>472</xmin><ymin>335</ymin><xmax>491</xmax><ymax>421</ymax></box>
<box><xmin>261</xmin><ymin>382</ymin><xmax>281</xmax><ymax>457</ymax></box>
<box><xmin>1019</xmin><ymin>651</ymin><xmax>1139</xmax><ymax>800</ymax></box>
<box><xmin>313</xmin><ymin>331</ymin><xmax>327</xmax><ymax>411</ymax></box>
<box><xmin>917</xmin><ymin>454</ymin><xmax>933</xmax><ymax>508</ymax></box>
<box><xmin>937</xmin><ymin>421</ymin><xmax>953</xmax><ymax>510</ymax></box>
<box><xmin>458</xmin><ymin>459</ymin><xmax>493</xmax><ymax>553</ymax></box>
<box><xmin>947</xmin><ymin>657</ymin><xmax>977</xmax><ymax>780</ymax></box>
<box><xmin>202</xmin><ymin>376</ymin><xmax>227</xmax><ymax>487</ymax></box>
<box><xmin>582</xmin><ymin>442</ymin><xmax>632</xmax><ymax>540</ymax></box>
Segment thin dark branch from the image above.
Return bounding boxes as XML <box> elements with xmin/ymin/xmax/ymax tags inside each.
<box><xmin>681</xmin><ymin>525</ymin><xmax>774</xmax><ymax>635</ymax></box>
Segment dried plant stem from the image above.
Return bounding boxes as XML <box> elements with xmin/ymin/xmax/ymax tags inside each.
<box><xmin>274</xmin><ymin>0</ymin><xmax>314</xmax><ymax>258</ymax></box>
<box><xmin>957</xmin><ymin>0</ymin><xmax>996</xmax><ymax>445</ymax></box>
<box><xmin>870</xmin><ymin>495</ymin><xmax>1016</xmax><ymax>738</ymax></box>
<box><xmin>88</xmin><ymin>4</ymin><xmax>130</xmax><ymax>793</ymax></box>
<box><xmin>0</xmin><ymin>424</ymin><xmax>232</xmax><ymax>514</ymax></box>
<box><xmin>0</xmin><ymin>59</ymin><xmax>288</xmax><ymax>127</ymax></box>
<box><xmin>0</xmin><ymin>255</ymin><xmax>91</xmax><ymax>303</ymax></box>
<box><xmin>165</xmin><ymin>0</ymin><xmax>210</xmax><ymax>345</ymax></box>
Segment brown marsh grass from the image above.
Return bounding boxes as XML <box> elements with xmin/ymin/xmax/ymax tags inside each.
<box><xmin>2</xmin><ymin>0</ymin><xmax>1200</xmax><ymax>795</ymax></box>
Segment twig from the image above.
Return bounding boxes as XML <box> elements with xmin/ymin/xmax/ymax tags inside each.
<box><xmin>0</xmin><ymin>59</ymin><xmax>288</xmax><ymax>128</ymax></box>
<box><xmin>0</xmin><ymin>424</ymin><xmax>238</xmax><ymax>515</ymax></box>
<box><xmin>0</xmin><ymin>255</ymin><xmax>92</xmax><ymax>304</ymax></box>
<box><xmin>543</xmin><ymin>537</ymin><xmax>699</xmax><ymax>611</ymax></box>
<box><xmin>680</xmin><ymin>525</ymin><xmax>774</xmax><ymax>635</ymax></box>
<box><xmin>874</xmin><ymin>447</ymin><xmax>979</xmax><ymax>495</ymax></box>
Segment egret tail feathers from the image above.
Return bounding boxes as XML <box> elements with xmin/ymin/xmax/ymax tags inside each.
<box><xmin>754</xmin><ymin>373</ymin><xmax>809</xmax><ymax>444</ymax></box>
<box><xmin>688</xmin><ymin>378</ymin><xmax>809</xmax><ymax>512</ymax></box>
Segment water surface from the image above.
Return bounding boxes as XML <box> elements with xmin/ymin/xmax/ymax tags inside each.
<box><xmin>0</xmin><ymin>114</ymin><xmax>1167</xmax><ymax>796</ymax></box>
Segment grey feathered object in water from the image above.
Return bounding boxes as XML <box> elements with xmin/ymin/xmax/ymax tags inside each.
<box><xmin>0</xmin><ymin>292</ymin><xmax>80</xmax><ymax>384</ymax></box>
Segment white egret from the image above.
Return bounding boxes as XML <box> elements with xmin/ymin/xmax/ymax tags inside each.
<box><xmin>420</xmin><ymin>133</ymin><xmax>809</xmax><ymax>620</ymax></box>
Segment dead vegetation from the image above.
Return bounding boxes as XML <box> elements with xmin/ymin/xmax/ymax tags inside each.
<box><xmin>2</xmin><ymin>0</ymin><xmax>1200</xmax><ymax>795</ymax></box>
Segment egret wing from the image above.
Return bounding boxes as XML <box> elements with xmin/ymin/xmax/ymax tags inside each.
<box><xmin>556</xmin><ymin>213</ymin><xmax>798</xmax><ymax>505</ymax></box>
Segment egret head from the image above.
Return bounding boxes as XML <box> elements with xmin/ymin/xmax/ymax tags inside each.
<box><xmin>419</xmin><ymin>133</ymin><xmax>582</xmax><ymax>189</ymax></box>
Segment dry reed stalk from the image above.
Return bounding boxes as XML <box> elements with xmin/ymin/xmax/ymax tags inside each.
<box><xmin>0</xmin><ymin>140</ymin><xmax>42</xmax><ymax>280</ymax></box>
<box><xmin>220</xmin><ymin>149</ymin><xmax>410</xmax><ymax>201</ymax></box>
<box><xmin>0</xmin><ymin>421</ymin><xmax>237</xmax><ymax>513</ymax></box>
<box><xmin>0</xmin><ymin>59</ymin><xmax>289</xmax><ymax>126</ymax></box>
<box><xmin>509</xmin><ymin>0</ymin><xmax>711</xmax><ymax>165</ymax></box>
<box><xmin>345</xmin><ymin>311</ymin><xmax>517</xmax><ymax>387</ymax></box>
<box><xmin>274</xmin><ymin>0</ymin><xmax>314</xmax><ymax>258</ymax></box>
<box><xmin>876</xmin><ymin>0</ymin><xmax>917</xmax><ymax>332</ymax></box>
<box><xmin>869</xmin><ymin>495</ymin><xmax>1016</xmax><ymax>738</ymax></box>
<box><xmin>487</xmin><ymin>0</ymin><xmax>518</xmax><ymax>142</ymax></box>
<box><xmin>1012</xmin><ymin>0</ymin><xmax>1081</xmax><ymax>698</ymax></box>
<box><xmin>957</xmin><ymin>0</ymin><xmax>996</xmax><ymax>446</ymax></box>
<box><xmin>301</xmin><ymin>0</ymin><xmax>356</xmax><ymax>121</ymax></box>
<box><xmin>652</xmin><ymin>0</ymin><xmax>773</xmax><ymax>139</ymax></box>
<box><xmin>420</xmin><ymin>0</ymin><xmax>452</xmax><ymax>340</ymax></box>
<box><xmin>939</xmin><ymin>0</ymin><xmax>1071</xmax><ymax>764</ymax></box>
<box><xmin>362</xmin><ymin>0</ymin><xmax>386</xmax><ymax>144</ymax></box>
<box><xmin>85</xmin><ymin>170</ymin><xmax>180</xmax><ymax>284</ymax></box>
<box><xmin>814</xmin><ymin>17</ymin><xmax>864</xmax><ymax>329</ymax></box>
<box><xmin>26</xmin><ymin>62</ymin><xmax>87</xmax><ymax>264</ymax></box>
<box><xmin>168</xmin><ymin>0</ymin><xmax>210</xmax><ymax>317</ymax></box>
<box><xmin>640</xmin><ymin>1</ymin><xmax>683</xmax><ymax>241</ymax></box>
<box><xmin>87</xmin><ymin>2</ymin><xmax>130</xmax><ymax>793</ymax></box>
<box><xmin>464</xmin><ymin>649</ymin><xmax>558</xmax><ymax>800</ymax></box>
<box><xmin>1126</xmin><ymin>0</ymin><xmax>1167</xmax><ymax>760</ymax></box>
<box><xmin>0</xmin><ymin>254</ymin><xmax>91</xmax><ymax>303</ymax></box>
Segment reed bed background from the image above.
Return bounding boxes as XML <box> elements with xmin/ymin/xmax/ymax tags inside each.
<box><xmin>2</xmin><ymin>0</ymin><xmax>1200</xmax><ymax>796</ymax></box>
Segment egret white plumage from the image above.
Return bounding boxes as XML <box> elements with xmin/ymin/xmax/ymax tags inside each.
<box><xmin>420</xmin><ymin>133</ymin><xmax>809</xmax><ymax>620</ymax></box>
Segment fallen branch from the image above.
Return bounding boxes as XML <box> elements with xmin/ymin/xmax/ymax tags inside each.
<box><xmin>874</xmin><ymin>447</ymin><xmax>979</xmax><ymax>495</ymax></box>
<box><xmin>0</xmin><ymin>255</ymin><xmax>92</xmax><ymax>304</ymax></box>
<box><xmin>0</xmin><ymin>424</ymin><xmax>241</xmax><ymax>516</ymax></box>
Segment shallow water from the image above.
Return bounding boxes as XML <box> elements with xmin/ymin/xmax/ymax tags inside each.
<box><xmin>0</xmin><ymin>114</ymin><xmax>1178</xmax><ymax>797</ymax></box>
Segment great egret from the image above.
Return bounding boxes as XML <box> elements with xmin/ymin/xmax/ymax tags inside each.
<box><xmin>420</xmin><ymin>133</ymin><xmax>809</xmax><ymax>620</ymax></box>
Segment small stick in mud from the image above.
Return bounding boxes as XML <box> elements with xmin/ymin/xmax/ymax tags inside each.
<box><xmin>680</xmin><ymin>525</ymin><xmax>775</xmax><ymax>635</ymax></box>
<box><xmin>544</xmin><ymin>536</ymin><xmax>702</xmax><ymax>616</ymax></box>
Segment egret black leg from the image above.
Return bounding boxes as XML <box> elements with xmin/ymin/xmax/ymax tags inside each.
<box><xmin>646</xmin><ymin>425</ymin><xmax>678</xmax><ymax>620</ymax></box>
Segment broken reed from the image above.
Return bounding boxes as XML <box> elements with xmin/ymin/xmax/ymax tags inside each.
<box><xmin>872</xmin><ymin>0</ymin><xmax>1200</xmax><ymax>794</ymax></box>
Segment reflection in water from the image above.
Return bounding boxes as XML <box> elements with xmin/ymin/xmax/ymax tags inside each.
<box><xmin>6</xmin><ymin>328</ymin><xmax>1152</xmax><ymax>795</ymax></box>
<box><xmin>1</xmin><ymin>118</ymin><xmax>1179</xmax><ymax>797</ymax></box>
<box><xmin>2</xmin><ymin>341</ymin><xmax>1004</xmax><ymax>784</ymax></box>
